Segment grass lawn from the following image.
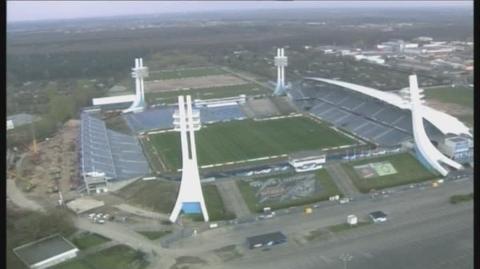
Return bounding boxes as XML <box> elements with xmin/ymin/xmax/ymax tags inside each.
<box><xmin>72</xmin><ymin>232</ymin><xmax>111</xmax><ymax>250</ymax></box>
<box><xmin>342</xmin><ymin>153</ymin><xmax>438</xmax><ymax>193</ymax></box>
<box><xmin>203</xmin><ymin>184</ymin><xmax>236</xmax><ymax>221</ymax></box>
<box><xmin>449</xmin><ymin>193</ymin><xmax>474</xmax><ymax>204</ymax></box>
<box><xmin>424</xmin><ymin>86</ymin><xmax>473</xmax><ymax>109</ymax></box>
<box><xmin>147</xmin><ymin>117</ymin><xmax>356</xmax><ymax>171</ymax></box>
<box><xmin>147</xmin><ymin>67</ymin><xmax>226</xmax><ymax>80</ymax></box>
<box><xmin>117</xmin><ymin>180</ymin><xmax>179</xmax><ymax>214</ymax></box>
<box><xmin>53</xmin><ymin>245</ymin><xmax>148</xmax><ymax>269</ymax></box>
<box><xmin>145</xmin><ymin>83</ymin><xmax>268</xmax><ymax>104</ymax></box>
<box><xmin>137</xmin><ymin>230</ymin><xmax>172</xmax><ymax>240</ymax></box>
<box><xmin>237</xmin><ymin>169</ymin><xmax>343</xmax><ymax>213</ymax></box>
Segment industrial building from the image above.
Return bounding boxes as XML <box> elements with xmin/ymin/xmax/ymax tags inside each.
<box><xmin>14</xmin><ymin>234</ymin><xmax>79</xmax><ymax>269</ymax></box>
<box><xmin>246</xmin><ymin>231</ymin><xmax>287</xmax><ymax>249</ymax></box>
<box><xmin>439</xmin><ymin>136</ymin><xmax>473</xmax><ymax>163</ymax></box>
<box><xmin>288</xmin><ymin>154</ymin><xmax>326</xmax><ymax>172</ymax></box>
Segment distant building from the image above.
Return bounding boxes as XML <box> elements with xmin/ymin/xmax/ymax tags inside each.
<box><xmin>246</xmin><ymin>231</ymin><xmax>287</xmax><ymax>249</ymax></box>
<box><xmin>354</xmin><ymin>55</ymin><xmax>385</xmax><ymax>65</ymax></box>
<box><xmin>414</xmin><ymin>36</ymin><xmax>434</xmax><ymax>43</ymax></box>
<box><xmin>6</xmin><ymin>113</ymin><xmax>38</xmax><ymax>130</ymax></box>
<box><xmin>14</xmin><ymin>234</ymin><xmax>79</xmax><ymax>269</ymax></box>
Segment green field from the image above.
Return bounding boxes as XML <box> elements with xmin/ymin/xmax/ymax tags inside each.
<box><xmin>424</xmin><ymin>86</ymin><xmax>473</xmax><ymax>127</ymax></box>
<box><xmin>449</xmin><ymin>193</ymin><xmax>474</xmax><ymax>204</ymax></box>
<box><xmin>147</xmin><ymin>67</ymin><xmax>226</xmax><ymax>80</ymax></box>
<box><xmin>145</xmin><ymin>83</ymin><xmax>268</xmax><ymax>104</ymax></box>
<box><xmin>424</xmin><ymin>86</ymin><xmax>473</xmax><ymax>109</ymax></box>
<box><xmin>203</xmin><ymin>184</ymin><xmax>236</xmax><ymax>221</ymax></box>
<box><xmin>237</xmin><ymin>170</ymin><xmax>342</xmax><ymax>212</ymax></box>
<box><xmin>116</xmin><ymin>179</ymin><xmax>232</xmax><ymax>220</ymax></box>
<box><xmin>53</xmin><ymin>245</ymin><xmax>148</xmax><ymax>269</ymax></box>
<box><xmin>72</xmin><ymin>232</ymin><xmax>111</xmax><ymax>250</ymax></box>
<box><xmin>147</xmin><ymin>117</ymin><xmax>356</xmax><ymax>171</ymax></box>
<box><xmin>117</xmin><ymin>180</ymin><xmax>179</xmax><ymax>214</ymax></box>
<box><xmin>342</xmin><ymin>153</ymin><xmax>438</xmax><ymax>193</ymax></box>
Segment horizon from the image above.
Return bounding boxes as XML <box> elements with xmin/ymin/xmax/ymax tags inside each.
<box><xmin>7</xmin><ymin>1</ymin><xmax>472</xmax><ymax>23</ymax></box>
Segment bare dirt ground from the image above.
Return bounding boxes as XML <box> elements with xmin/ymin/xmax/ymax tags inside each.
<box><xmin>15</xmin><ymin>119</ymin><xmax>81</xmax><ymax>209</ymax></box>
<box><xmin>242</xmin><ymin>98</ymin><xmax>280</xmax><ymax>118</ymax></box>
<box><xmin>146</xmin><ymin>75</ymin><xmax>246</xmax><ymax>92</ymax></box>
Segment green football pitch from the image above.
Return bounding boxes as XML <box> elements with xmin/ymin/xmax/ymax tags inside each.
<box><xmin>145</xmin><ymin>117</ymin><xmax>356</xmax><ymax>171</ymax></box>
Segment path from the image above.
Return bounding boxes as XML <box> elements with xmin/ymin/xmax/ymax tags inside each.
<box><xmin>216</xmin><ymin>180</ymin><xmax>251</xmax><ymax>219</ymax></box>
<box><xmin>114</xmin><ymin>203</ymin><xmax>170</xmax><ymax>220</ymax></box>
<box><xmin>325</xmin><ymin>163</ymin><xmax>360</xmax><ymax>197</ymax></box>
<box><xmin>7</xmin><ymin>179</ymin><xmax>45</xmax><ymax>212</ymax></box>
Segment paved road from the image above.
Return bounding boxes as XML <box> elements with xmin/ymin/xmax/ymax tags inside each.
<box><xmin>169</xmin><ymin>179</ymin><xmax>472</xmax><ymax>253</ymax></box>
<box><xmin>7</xmin><ymin>179</ymin><xmax>45</xmax><ymax>212</ymax></box>
<box><xmin>217</xmin><ymin>203</ymin><xmax>473</xmax><ymax>269</ymax></box>
<box><xmin>216</xmin><ymin>180</ymin><xmax>251</xmax><ymax>218</ymax></box>
<box><xmin>73</xmin><ymin>217</ymin><xmax>177</xmax><ymax>268</ymax></box>
<box><xmin>74</xmin><ymin>178</ymin><xmax>473</xmax><ymax>269</ymax></box>
<box><xmin>114</xmin><ymin>203</ymin><xmax>170</xmax><ymax>221</ymax></box>
<box><xmin>325</xmin><ymin>163</ymin><xmax>360</xmax><ymax>197</ymax></box>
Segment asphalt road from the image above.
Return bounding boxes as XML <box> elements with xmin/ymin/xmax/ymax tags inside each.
<box><xmin>218</xmin><ymin>203</ymin><xmax>473</xmax><ymax>269</ymax></box>
<box><xmin>73</xmin><ymin>177</ymin><xmax>473</xmax><ymax>269</ymax></box>
<box><xmin>169</xmin><ymin>178</ymin><xmax>473</xmax><ymax>253</ymax></box>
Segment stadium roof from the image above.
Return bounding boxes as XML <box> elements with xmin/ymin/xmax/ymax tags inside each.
<box><xmin>14</xmin><ymin>234</ymin><xmax>78</xmax><ymax>267</ymax></box>
<box><xmin>304</xmin><ymin>77</ymin><xmax>471</xmax><ymax>137</ymax></box>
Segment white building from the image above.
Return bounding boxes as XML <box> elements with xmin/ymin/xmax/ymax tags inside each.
<box><xmin>193</xmin><ymin>95</ymin><xmax>246</xmax><ymax>108</ymax></box>
<box><xmin>354</xmin><ymin>55</ymin><xmax>385</xmax><ymax>65</ymax></box>
<box><xmin>7</xmin><ymin>119</ymin><xmax>14</xmax><ymax>130</ymax></box>
<box><xmin>288</xmin><ymin>155</ymin><xmax>326</xmax><ymax>172</ymax></box>
<box><xmin>14</xmin><ymin>234</ymin><xmax>79</xmax><ymax>269</ymax></box>
<box><xmin>439</xmin><ymin>136</ymin><xmax>473</xmax><ymax>162</ymax></box>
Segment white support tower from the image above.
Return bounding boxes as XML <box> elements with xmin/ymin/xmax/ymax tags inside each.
<box><xmin>408</xmin><ymin>74</ymin><xmax>463</xmax><ymax>176</ymax></box>
<box><xmin>123</xmin><ymin>58</ymin><xmax>148</xmax><ymax>113</ymax></box>
<box><xmin>274</xmin><ymin>48</ymin><xmax>288</xmax><ymax>95</ymax></box>
<box><xmin>169</xmin><ymin>95</ymin><xmax>209</xmax><ymax>223</ymax></box>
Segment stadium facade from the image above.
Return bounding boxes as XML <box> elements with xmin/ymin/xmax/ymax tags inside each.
<box><xmin>288</xmin><ymin>75</ymin><xmax>472</xmax><ymax>176</ymax></box>
<box><xmin>274</xmin><ymin>48</ymin><xmax>288</xmax><ymax>95</ymax></box>
<box><xmin>169</xmin><ymin>95</ymin><xmax>209</xmax><ymax>223</ymax></box>
<box><xmin>407</xmin><ymin>74</ymin><xmax>463</xmax><ymax>176</ymax></box>
<box><xmin>123</xmin><ymin>58</ymin><xmax>148</xmax><ymax>113</ymax></box>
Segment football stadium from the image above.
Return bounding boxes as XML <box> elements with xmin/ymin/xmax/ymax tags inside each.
<box><xmin>78</xmin><ymin>53</ymin><xmax>473</xmax><ymax>220</ymax></box>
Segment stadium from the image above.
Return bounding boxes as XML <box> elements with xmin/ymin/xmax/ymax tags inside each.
<box><xmin>77</xmin><ymin>52</ymin><xmax>473</xmax><ymax>217</ymax></box>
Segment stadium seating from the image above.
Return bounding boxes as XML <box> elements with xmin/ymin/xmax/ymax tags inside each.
<box><xmin>80</xmin><ymin>112</ymin><xmax>149</xmax><ymax>181</ymax></box>
<box><xmin>291</xmin><ymin>82</ymin><xmax>422</xmax><ymax>146</ymax></box>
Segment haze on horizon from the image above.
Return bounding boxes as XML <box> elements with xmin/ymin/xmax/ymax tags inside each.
<box><xmin>7</xmin><ymin>0</ymin><xmax>472</xmax><ymax>23</ymax></box>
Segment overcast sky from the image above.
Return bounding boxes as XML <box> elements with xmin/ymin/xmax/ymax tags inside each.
<box><xmin>7</xmin><ymin>1</ymin><xmax>472</xmax><ymax>23</ymax></box>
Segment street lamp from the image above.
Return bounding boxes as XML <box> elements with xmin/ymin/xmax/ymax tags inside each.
<box><xmin>339</xmin><ymin>253</ymin><xmax>353</xmax><ymax>269</ymax></box>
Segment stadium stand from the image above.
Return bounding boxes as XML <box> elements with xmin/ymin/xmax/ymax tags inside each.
<box><xmin>80</xmin><ymin>112</ymin><xmax>149</xmax><ymax>181</ymax></box>
<box><xmin>290</xmin><ymin>81</ymin><xmax>425</xmax><ymax>146</ymax></box>
<box><xmin>124</xmin><ymin>104</ymin><xmax>246</xmax><ymax>132</ymax></box>
<box><xmin>200</xmin><ymin>105</ymin><xmax>246</xmax><ymax>123</ymax></box>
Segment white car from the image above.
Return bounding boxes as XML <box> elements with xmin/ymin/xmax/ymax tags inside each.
<box><xmin>369</xmin><ymin>211</ymin><xmax>388</xmax><ymax>223</ymax></box>
<box><xmin>339</xmin><ymin>198</ymin><xmax>350</xmax><ymax>204</ymax></box>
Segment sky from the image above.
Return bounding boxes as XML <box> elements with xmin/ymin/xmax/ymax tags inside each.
<box><xmin>7</xmin><ymin>1</ymin><xmax>472</xmax><ymax>23</ymax></box>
